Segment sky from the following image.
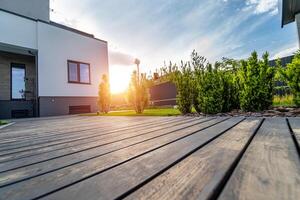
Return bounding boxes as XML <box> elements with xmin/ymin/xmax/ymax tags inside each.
<box><xmin>50</xmin><ymin>0</ymin><xmax>298</xmax><ymax>93</ymax></box>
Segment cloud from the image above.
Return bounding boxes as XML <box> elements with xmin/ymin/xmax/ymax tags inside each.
<box><xmin>245</xmin><ymin>0</ymin><xmax>278</xmax><ymax>15</ymax></box>
<box><xmin>108</xmin><ymin>51</ymin><xmax>135</xmax><ymax>66</ymax></box>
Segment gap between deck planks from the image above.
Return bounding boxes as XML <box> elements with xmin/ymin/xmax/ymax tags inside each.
<box><xmin>123</xmin><ymin>118</ymin><xmax>262</xmax><ymax>200</ymax></box>
<box><xmin>218</xmin><ymin>118</ymin><xmax>300</xmax><ymax>200</ymax></box>
<box><xmin>0</xmin><ymin>118</ymin><xmax>202</xmax><ymax>168</ymax></box>
<box><xmin>0</xmin><ymin>117</ymin><xmax>179</xmax><ymax>150</ymax></box>
<box><xmin>0</xmin><ymin>117</ymin><xmax>211</xmax><ymax>175</ymax></box>
<box><xmin>0</xmin><ymin>117</ymin><xmax>238</xmax><ymax>200</ymax></box>
<box><xmin>36</xmin><ymin>118</ymin><xmax>242</xmax><ymax>200</ymax></box>
<box><xmin>0</xmin><ymin>117</ymin><xmax>184</xmax><ymax>156</ymax></box>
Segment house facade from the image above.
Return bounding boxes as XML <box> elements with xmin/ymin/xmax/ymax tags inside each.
<box><xmin>281</xmin><ymin>0</ymin><xmax>300</xmax><ymax>46</ymax></box>
<box><xmin>0</xmin><ymin>0</ymin><xmax>109</xmax><ymax>119</ymax></box>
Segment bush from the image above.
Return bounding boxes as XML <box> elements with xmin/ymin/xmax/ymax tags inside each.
<box><xmin>195</xmin><ymin>64</ymin><xmax>225</xmax><ymax>114</ymax></box>
<box><xmin>170</xmin><ymin>62</ymin><xmax>194</xmax><ymax>114</ymax></box>
<box><xmin>279</xmin><ymin>51</ymin><xmax>300</xmax><ymax>106</ymax></box>
<box><xmin>238</xmin><ymin>51</ymin><xmax>276</xmax><ymax>111</ymax></box>
<box><xmin>98</xmin><ymin>74</ymin><xmax>111</xmax><ymax>113</ymax></box>
<box><xmin>192</xmin><ymin>52</ymin><xmax>239</xmax><ymax>114</ymax></box>
<box><xmin>127</xmin><ymin>71</ymin><xmax>149</xmax><ymax>114</ymax></box>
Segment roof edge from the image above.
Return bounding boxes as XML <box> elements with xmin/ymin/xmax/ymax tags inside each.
<box><xmin>0</xmin><ymin>8</ymin><xmax>107</xmax><ymax>43</ymax></box>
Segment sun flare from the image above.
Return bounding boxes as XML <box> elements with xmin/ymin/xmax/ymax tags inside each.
<box><xmin>109</xmin><ymin>65</ymin><xmax>134</xmax><ymax>94</ymax></box>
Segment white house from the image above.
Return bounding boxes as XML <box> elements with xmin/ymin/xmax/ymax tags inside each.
<box><xmin>0</xmin><ymin>0</ymin><xmax>109</xmax><ymax>119</ymax></box>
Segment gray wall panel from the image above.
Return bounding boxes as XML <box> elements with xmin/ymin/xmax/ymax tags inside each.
<box><xmin>39</xmin><ymin>97</ymin><xmax>98</xmax><ymax>117</ymax></box>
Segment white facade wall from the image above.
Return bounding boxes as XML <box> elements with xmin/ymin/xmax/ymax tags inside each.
<box><xmin>0</xmin><ymin>10</ymin><xmax>109</xmax><ymax>98</ymax></box>
<box><xmin>37</xmin><ymin>22</ymin><xmax>108</xmax><ymax>97</ymax></box>
<box><xmin>0</xmin><ymin>11</ymin><xmax>37</xmax><ymax>49</ymax></box>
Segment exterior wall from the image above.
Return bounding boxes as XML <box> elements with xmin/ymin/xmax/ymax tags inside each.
<box><xmin>0</xmin><ymin>0</ymin><xmax>49</xmax><ymax>21</ymax></box>
<box><xmin>39</xmin><ymin>97</ymin><xmax>98</xmax><ymax>117</ymax></box>
<box><xmin>296</xmin><ymin>13</ymin><xmax>300</xmax><ymax>48</ymax></box>
<box><xmin>0</xmin><ymin>9</ymin><xmax>109</xmax><ymax>117</ymax></box>
<box><xmin>37</xmin><ymin>22</ymin><xmax>109</xmax><ymax>98</ymax></box>
<box><xmin>0</xmin><ymin>10</ymin><xmax>37</xmax><ymax>49</ymax></box>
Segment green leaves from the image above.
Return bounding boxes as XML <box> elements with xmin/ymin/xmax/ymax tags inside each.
<box><xmin>170</xmin><ymin>50</ymin><xmax>280</xmax><ymax>114</ymax></box>
<box><xmin>238</xmin><ymin>51</ymin><xmax>275</xmax><ymax>111</ymax></box>
<box><xmin>279</xmin><ymin>51</ymin><xmax>300</xmax><ymax>106</ymax></box>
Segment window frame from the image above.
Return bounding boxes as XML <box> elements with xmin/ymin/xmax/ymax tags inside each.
<box><xmin>10</xmin><ymin>63</ymin><xmax>26</xmax><ymax>101</ymax></box>
<box><xmin>67</xmin><ymin>60</ymin><xmax>91</xmax><ymax>85</ymax></box>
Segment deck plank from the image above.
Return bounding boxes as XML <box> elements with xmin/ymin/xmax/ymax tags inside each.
<box><xmin>0</xmin><ymin>118</ymin><xmax>190</xmax><ymax>162</ymax></box>
<box><xmin>0</xmin><ymin>118</ymin><xmax>236</xmax><ymax>200</ymax></box>
<box><xmin>0</xmin><ymin>118</ymin><xmax>180</xmax><ymax>148</ymax></box>
<box><xmin>0</xmin><ymin>117</ymin><xmax>179</xmax><ymax>145</ymax></box>
<box><xmin>0</xmin><ymin>117</ymin><xmax>193</xmax><ymax>163</ymax></box>
<box><xmin>38</xmin><ymin>118</ymin><xmax>243</xmax><ymax>200</ymax></box>
<box><xmin>218</xmin><ymin>118</ymin><xmax>300</xmax><ymax>200</ymax></box>
<box><xmin>0</xmin><ymin>117</ymin><xmax>210</xmax><ymax>180</ymax></box>
<box><xmin>0</xmin><ymin>117</ymin><xmax>183</xmax><ymax>155</ymax></box>
<box><xmin>124</xmin><ymin>118</ymin><xmax>262</xmax><ymax>200</ymax></box>
<box><xmin>288</xmin><ymin>117</ymin><xmax>300</xmax><ymax>147</ymax></box>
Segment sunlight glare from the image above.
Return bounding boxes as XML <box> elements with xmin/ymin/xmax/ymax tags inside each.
<box><xmin>109</xmin><ymin>65</ymin><xmax>134</xmax><ymax>94</ymax></box>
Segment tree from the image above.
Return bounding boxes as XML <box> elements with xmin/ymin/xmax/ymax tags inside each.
<box><xmin>98</xmin><ymin>74</ymin><xmax>111</xmax><ymax>113</ymax></box>
<box><xmin>279</xmin><ymin>50</ymin><xmax>300</xmax><ymax>106</ymax></box>
<box><xmin>127</xmin><ymin>71</ymin><xmax>149</xmax><ymax>113</ymax></box>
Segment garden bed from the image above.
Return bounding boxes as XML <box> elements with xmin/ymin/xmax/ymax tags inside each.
<box><xmin>187</xmin><ymin>107</ymin><xmax>300</xmax><ymax>117</ymax></box>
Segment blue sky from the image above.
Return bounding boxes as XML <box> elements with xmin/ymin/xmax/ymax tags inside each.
<box><xmin>50</xmin><ymin>0</ymin><xmax>298</xmax><ymax>92</ymax></box>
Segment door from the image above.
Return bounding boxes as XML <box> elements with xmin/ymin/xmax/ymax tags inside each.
<box><xmin>10</xmin><ymin>63</ymin><xmax>34</xmax><ymax>118</ymax></box>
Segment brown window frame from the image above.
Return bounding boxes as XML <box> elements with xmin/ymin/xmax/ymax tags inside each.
<box><xmin>67</xmin><ymin>60</ymin><xmax>91</xmax><ymax>84</ymax></box>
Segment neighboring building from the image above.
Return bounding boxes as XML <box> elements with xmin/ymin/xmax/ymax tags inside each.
<box><xmin>149</xmin><ymin>82</ymin><xmax>177</xmax><ymax>106</ymax></box>
<box><xmin>0</xmin><ymin>0</ymin><xmax>109</xmax><ymax>119</ymax></box>
<box><xmin>281</xmin><ymin>0</ymin><xmax>300</xmax><ymax>46</ymax></box>
<box><xmin>269</xmin><ymin>55</ymin><xmax>294</xmax><ymax>67</ymax></box>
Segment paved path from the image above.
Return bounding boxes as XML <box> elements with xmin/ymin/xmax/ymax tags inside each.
<box><xmin>0</xmin><ymin>116</ymin><xmax>299</xmax><ymax>200</ymax></box>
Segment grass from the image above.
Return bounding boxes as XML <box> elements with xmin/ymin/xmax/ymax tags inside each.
<box><xmin>273</xmin><ymin>95</ymin><xmax>295</xmax><ymax>107</ymax></box>
<box><xmin>0</xmin><ymin>120</ymin><xmax>8</xmax><ymax>126</ymax></box>
<box><xmin>81</xmin><ymin>108</ymin><xmax>182</xmax><ymax>116</ymax></box>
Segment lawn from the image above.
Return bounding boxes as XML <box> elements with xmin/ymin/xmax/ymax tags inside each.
<box><xmin>0</xmin><ymin>120</ymin><xmax>8</xmax><ymax>126</ymax></box>
<box><xmin>273</xmin><ymin>95</ymin><xmax>295</xmax><ymax>107</ymax></box>
<box><xmin>81</xmin><ymin>108</ymin><xmax>182</xmax><ymax>116</ymax></box>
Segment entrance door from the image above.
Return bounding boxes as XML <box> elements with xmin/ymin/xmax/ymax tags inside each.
<box><xmin>11</xmin><ymin>63</ymin><xmax>26</xmax><ymax>100</ymax></box>
<box><xmin>10</xmin><ymin>63</ymin><xmax>34</xmax><ymax>118</ymax></box>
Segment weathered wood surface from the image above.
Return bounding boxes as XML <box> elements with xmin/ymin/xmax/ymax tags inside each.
<box><xmin>288</xmin><ymin>118</ymin><xmax>300</xmax><ymax>147</ymax></box>
<box><xmin>125</xmin><ymin>118</ymin><xmax>262</xmax><ymax>200</ymax></box>
<box><xmin>0</xmin><ymin>116</ymin><xmax>299</xmax><ymax>200</ymax></box>
<box><xmin>218</xmin><ymin>118</ymin><xmax>300</xmax><ymax>200</ymax></box>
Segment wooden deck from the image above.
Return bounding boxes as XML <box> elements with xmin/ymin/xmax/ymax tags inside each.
<box><xmin>0</xmin><ymin>116</ymin><xmax>299</xmax><ymax>200</ymax></box>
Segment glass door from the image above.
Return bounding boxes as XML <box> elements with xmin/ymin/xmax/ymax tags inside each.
<box><xmin>11</xmin><ymin>64</ymin><xmax>26</xmax><ymax>100</ymax></box>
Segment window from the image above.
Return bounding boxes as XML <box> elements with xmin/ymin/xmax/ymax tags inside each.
<box><xmin>68</xmin><ymin>60</ymin><xmax>91</xmax><ymax>84</ymax></box>
<box><xmin>11</xmin><ymin>64</ymin><xmax>26</xmax><ymax>100</ymax></box>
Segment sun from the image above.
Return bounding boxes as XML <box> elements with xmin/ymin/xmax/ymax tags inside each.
<box><xmin>109</xmin><ymin>65</ymin><xmax>133</xmax><ymax>94</ymax></box>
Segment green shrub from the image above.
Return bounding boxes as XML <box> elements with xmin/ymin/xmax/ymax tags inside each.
<box><xmin>170</xmin><ymin>61</ymin><xmax>194</xmax><ymax>114</ymax></box>
<box><xmin>238</xmin><ymin>51</ymin><xmax>276</xmax><ymax>111</ymax></box>
<box><xmin>195</xmin><ymin>64</ymin><xmax>225</xmax><ymax>114</ymax></box>
<box><xmin>192</xmin><ymin>52</ymin><xmax>240</xmax><ymax>114</ymax></box>
<box><xmin>98</xmin><ymin>74</ymin><xmax>111</xmax><ymax>113</ymax></box>
<box><xmin>279</xmin><ymin>51</ymin><xmax>300</xmax><ymax>106</ymax></box>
